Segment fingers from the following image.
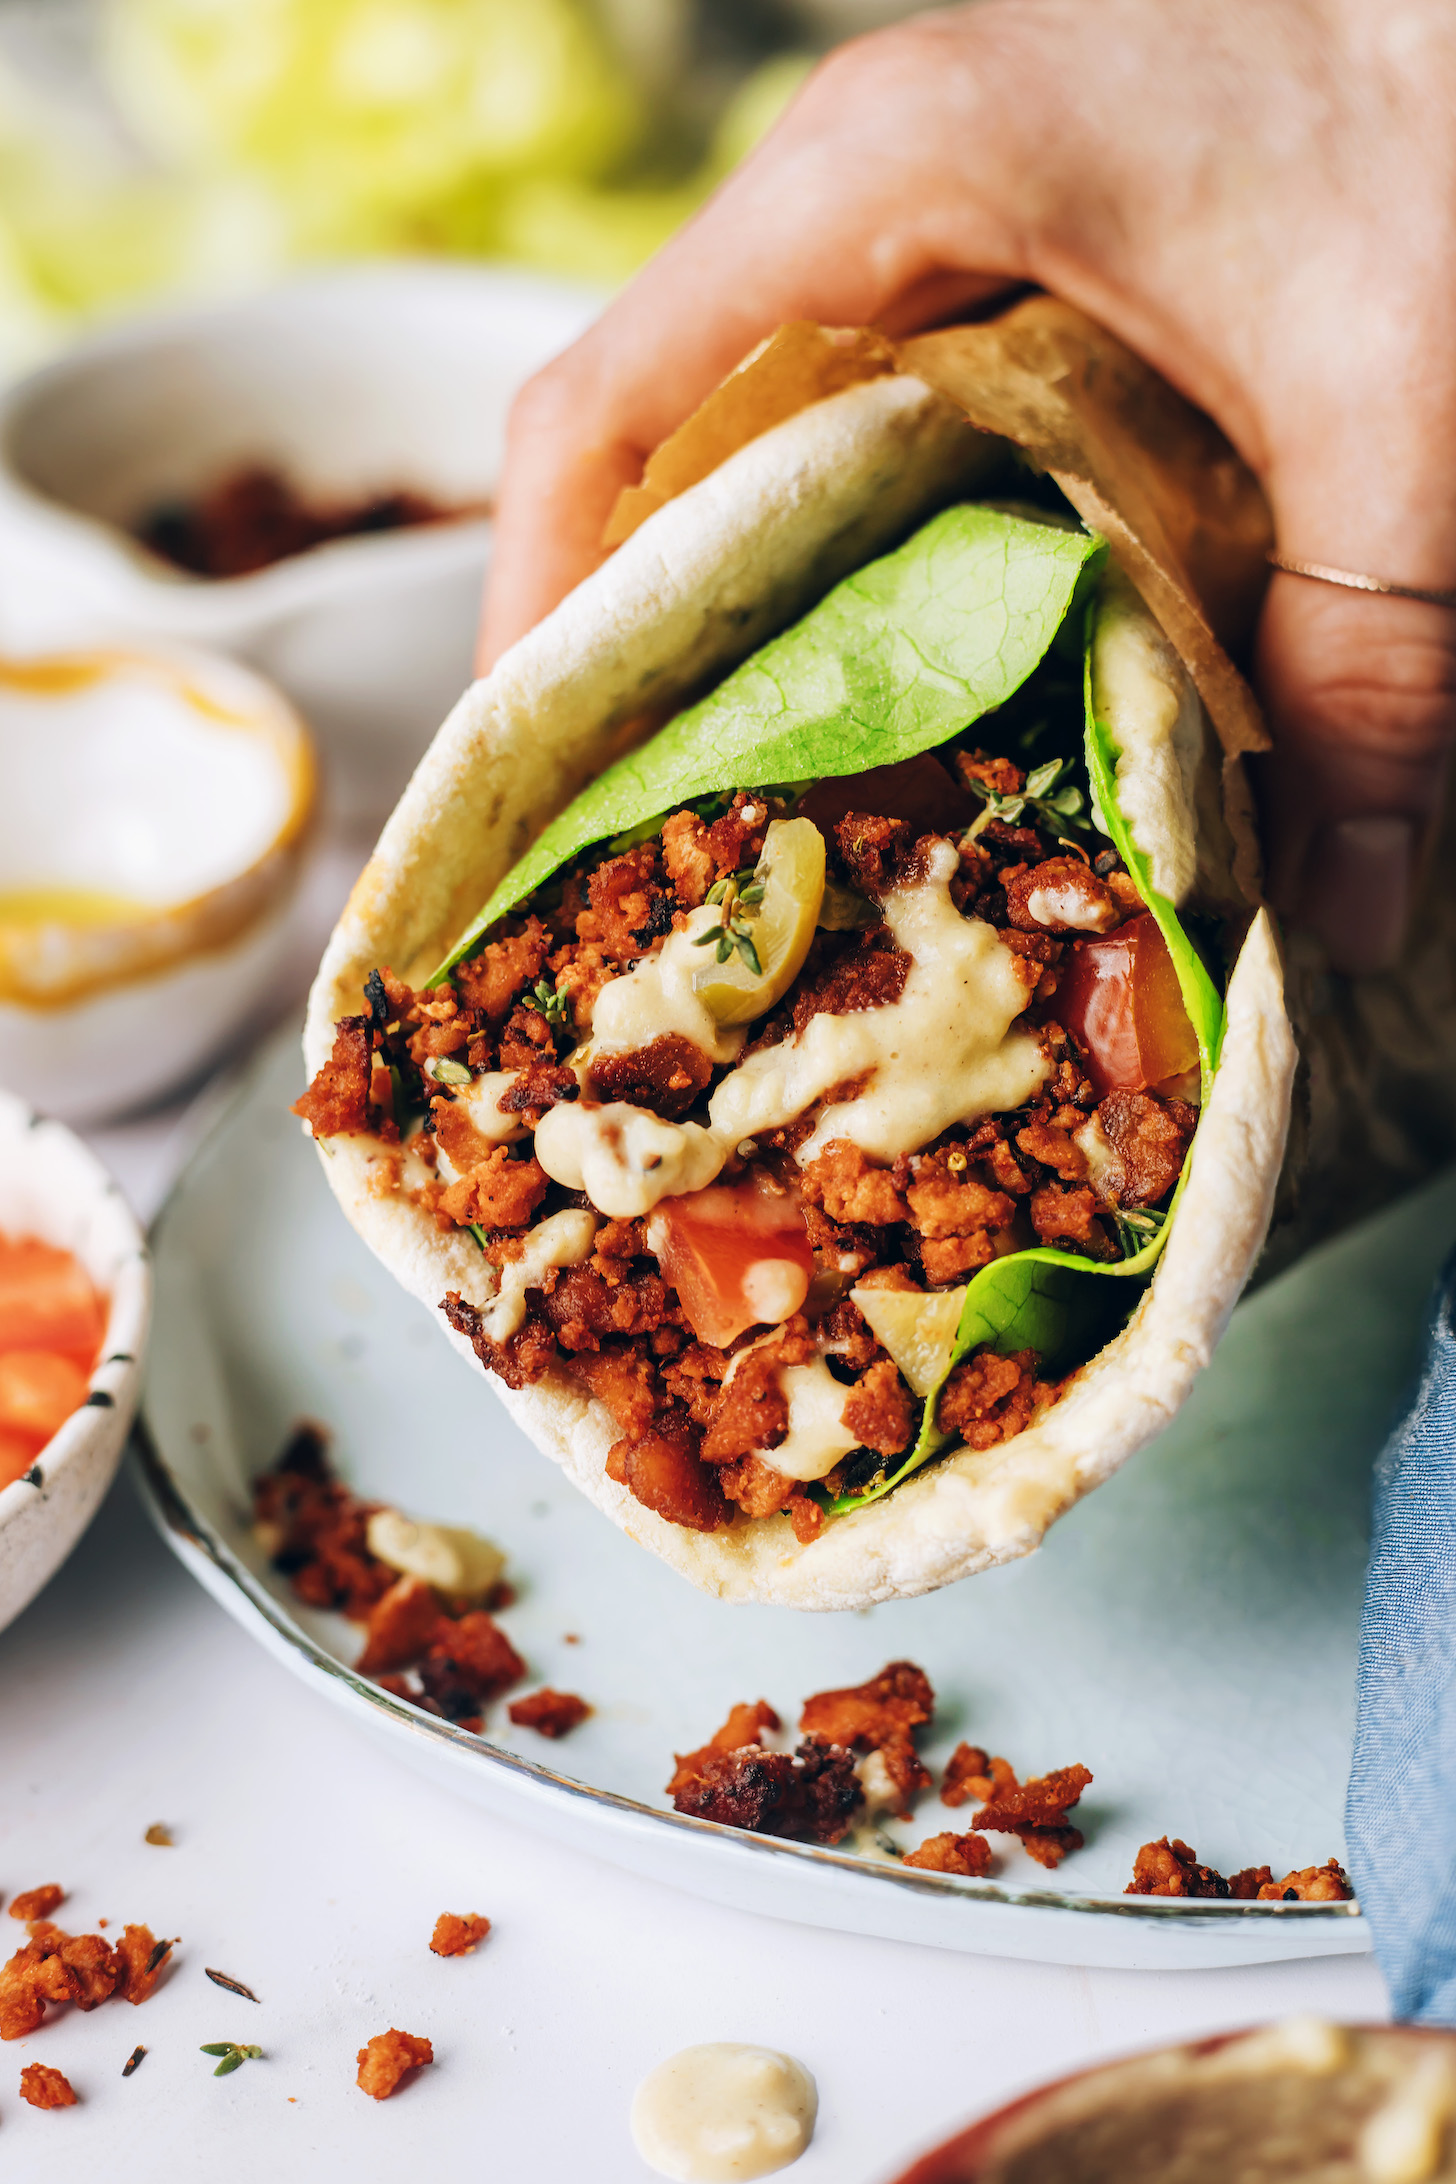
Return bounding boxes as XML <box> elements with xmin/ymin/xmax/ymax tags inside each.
<box><xmin>478</xmin><ymin>19</ymin><xmax>1037</xmax><ymax>669</ymax></box>
<box><xmin>1255</xmin><ymin>578</ymin><xmax>1456</xmax><ymax>975</ymax></box>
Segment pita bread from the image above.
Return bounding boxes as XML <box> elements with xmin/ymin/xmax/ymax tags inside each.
<box><xmin>303</xmin><ymin>301</ymin><xmax>1295</xmax><ymax>1607</ymax></box>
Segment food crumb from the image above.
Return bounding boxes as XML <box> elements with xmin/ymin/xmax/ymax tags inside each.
<box><xmin>357</xmin><ymin>2029</ymin><xmax>434</xmax><ymax>2099</ymax></box>
<box><xmin>8</xmin><ymin>1884</ymin><xmax>63</xmax><ymax>1922</ymax></box>
<box><xmin>507</xmin><ymin>1688</ymin><xmax>590</xmax><ymax>1738</ymax></box>
<box><xmin>903</xmin><ymin>1831</ymin><xmax>993</xmax><ymax>1877</ymax></box>
<box><xmin>144</xmin><ymin>1825</ymin><xmax>173</xmax><ymax>1847</ymax></box>
<box><xmin>563</xmin><ymin>1633</ymin><xmax>581</xmax><ymax>1645</ymax></box>
<box><xmin>430</xmin><ymin>1913</ymin><xmax>491</xmax><ymax>1958</ymax></box>
<box><xmin>20</xmin><ymin>2062</ymin><xmax>77</xmax><ymax>2109</ymax></box>
<box><xmin>970</xmin><ymin>1760</ymin><xmax>1092</xmax><ymax>1868</ymax></box>
<box><xmin>122</xmin><ymin>2046</ymin><xmax>146</xmax><ymax>2078</ymax></box>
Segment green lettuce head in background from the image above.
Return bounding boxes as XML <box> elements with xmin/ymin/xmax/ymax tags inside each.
<box><xmin>0</xmin><ymin>0</ymin><xmax>814</xmax><ymax>374</ymax></box>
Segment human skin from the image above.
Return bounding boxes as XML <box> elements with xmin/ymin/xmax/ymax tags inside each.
<box><xmin>480</xmin><ymin>0</ymin><xmax>1456</xmax><ymax>976</ymax></box>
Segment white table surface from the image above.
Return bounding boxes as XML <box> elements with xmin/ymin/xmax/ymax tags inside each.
<box><xmin>0</xmin><ymin>842</ymin><xmax>1390</xmax><ymax>2183</ymax></box>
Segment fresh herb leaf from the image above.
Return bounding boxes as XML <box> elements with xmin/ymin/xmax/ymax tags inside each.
<box><xmin>204</xmin><ymin>1968</ymin><xmax>261</xmax><ymax>2003</ymax></box>
<box><xmin>202</xmin><ymin>2042</ymin><xmax>263</xmax><ymax>2077</ymax></box>
<box><xmin>965</xmin><ymin>754</ymin><xmax>1091</xmax><ymax>840</ymax></box>
<box><xmin>523</xmin><ymin>977</ymin><xmax>570</xmax><ymax>1029</ymax></box>
<box><xmin>1113</xmin><ymin>1206</ymin><xmax>1166</xmax><ymax>1259</ymax></box>
<box><xmin>694</xmin><ymin>865</ymin><xmax>765</xmax><ymax>971</ymax></box>
<box><xmin>467</xmin><ymin>1222</ymin><xmax>490</xmax><ymax>1253</ymax></box>
<box><xmin>434</xmin><ymin>507</ymin><xmax>1104</xmax><ymax>977</ymax></box>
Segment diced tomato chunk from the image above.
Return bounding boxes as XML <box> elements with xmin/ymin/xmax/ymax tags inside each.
<box><xmin>796</xmin><ymin>753</ymin><xmax>974</xmax><ymax>837</ymax></box>
<box><xmin>0</xmin><ymin>1424</ymin><xmax>41</xmax><ymax>1491</ymax></box>
<box><xmin>1053</xmin><ymin>914</ymin><xmax>1199</xmax><ymax>1097</ymax></box>
<box><xmin>0</xmin><ymin>1350</ymin><xmax>89</xmax><ymax>1441</ymax></box>
<box><xmin>0</xmin><ymin>1235</ymin><xmax>105</xmax><ymax>1363</ymax></box>
<box><xmin>649</xmin><ymin>1176</ymin><xmax>814</xmax><ymax>1349</ymax></box>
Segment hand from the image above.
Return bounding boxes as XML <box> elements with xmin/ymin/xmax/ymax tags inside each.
<box><xmin>481</xmin><ymin>0</ymin><xmax>1456</xmax><ymax>976</ymax></box>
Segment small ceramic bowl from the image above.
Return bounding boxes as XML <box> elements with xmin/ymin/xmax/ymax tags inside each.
<box><xmin>0</xmin><ymin>641</ymin><xmax>317</xmax><ymax>1124</ymax></box>
<box><xmin>0</xmin><ymin>260</ymin><xmax>598</xmax><ymax>830</ymax></box>
<box><xmin>0</xmin><ymin>1088</ymin><xmax>149</xmax><ymax>1635</ymax></box>
<box><xmin>888</xmin><ymin>2021</ymin><xmax>1456</xmax><ymax>2183</ymax></box>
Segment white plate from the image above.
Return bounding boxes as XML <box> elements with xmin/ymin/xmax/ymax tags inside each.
<box><xmin>138</xmin><ymin>1028</ymin><xmax>1449</xmax><ymax>1971</ymax></box>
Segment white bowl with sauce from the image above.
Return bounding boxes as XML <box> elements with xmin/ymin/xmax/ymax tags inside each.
<box><xmin>0</xmin><ymin>261</ymin><xmax>599</xmax><ymax>830</ymax></box>
<box><xmin>0</xmin><ymin>1088</ymin><xmax>150</xmax><ymax>1635</ymax></box>
<box><xmin>0</xmin><ymin>643</ymin><xmax>317</xmax><ymax>1124</ymax></box>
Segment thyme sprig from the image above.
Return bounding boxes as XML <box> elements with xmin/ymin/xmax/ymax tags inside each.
<box><xmin>694</xmin><ymin>867</ymin><xmax>765</xmax><ymax>974</ymax></box>
<box><xmin>966</xmin><ymin>756</ymin><xmax>1091</xmax><ymax>838</ymax></box>
<box><xmin>201</xmin><ymin>2042</ymin><xmax>264</xmax><ymax>2077</ymax></box>
<box><xmin>1113</xmin><ymin>1205</ymin><xmax>1167</xmax><ymax>1260</ymax></box>
<box><xmin>523</xmin><ymin>976</ymin><xmax>570</xmax><ymax>1029</ymax></box>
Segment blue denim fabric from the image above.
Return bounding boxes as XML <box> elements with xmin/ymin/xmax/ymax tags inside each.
<box><xmin>1347</xmin><ymin>1246</ymin><xmax>1456</xmax><ymax>2024</ymax></box>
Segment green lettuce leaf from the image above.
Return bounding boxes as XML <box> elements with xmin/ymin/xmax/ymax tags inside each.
<box><xmin>822</xmin><ymin>591</ymin><xmax>1227</xmax><ymax>1518</ymax></box>
<box><xmin>435</xmin><ymin>505</ymin><xmax>1105</xmax><ymax>977</ymax></box>
<box><xmin>1081</xmin><ymin>630</ymin><xmax>1223</xmax><ymax>1094</ymax></box>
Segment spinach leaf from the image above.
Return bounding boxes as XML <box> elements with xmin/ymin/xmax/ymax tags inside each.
<box><xmin>435</xmin><ymin>506</ymin><xmax>1104</xmax><ymax>978</ymax></box>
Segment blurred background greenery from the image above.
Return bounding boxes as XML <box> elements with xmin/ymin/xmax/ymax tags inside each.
<box><xmin>0</xmin><ymin>0</ymin><xmax>921</xmax><ymax>375</ymax></box>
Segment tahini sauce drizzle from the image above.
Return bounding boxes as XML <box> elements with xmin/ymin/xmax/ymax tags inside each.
<box><xmin>630</xmin><ymin>2044</ymin><xmax>817</xmax><ymax>2182</ymax></box>
<box><xmin>534</xmin><ymin>842</ymin><xmax>1046</xmax><ymax>1218</ymax></box>
<box><xmin>713</xmin><ymin>840</ymin><xmax>1047</xmax><ymax>1163</ymax></box>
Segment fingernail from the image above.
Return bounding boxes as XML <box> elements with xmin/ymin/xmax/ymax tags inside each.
<box><xmin>1300</xmin><ymin>816</ymin><xmax>1414</xmax><ymax>976</ymax></box>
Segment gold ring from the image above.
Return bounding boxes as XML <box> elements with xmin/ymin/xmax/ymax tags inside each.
<box><xmin>1268</xmin><ymin>551</ymin><xmax>1456</xmax><ymax>610</ymax></box>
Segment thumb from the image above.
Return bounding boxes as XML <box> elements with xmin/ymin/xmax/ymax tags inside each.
<box><xmin>1255</xmin><ymin>565</ymin><xmax>1456</xmax><ymax>978</ymax></box>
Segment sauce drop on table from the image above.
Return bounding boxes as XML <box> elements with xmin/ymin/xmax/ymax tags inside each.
<box><xmin>630</xmin><ymin>2042</ymin><xmax>817</xmax><ymax>2181</ymax></box>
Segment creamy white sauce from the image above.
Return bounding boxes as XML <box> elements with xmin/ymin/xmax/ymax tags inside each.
<box><xmin>591</xmin><ymin>908</ymin><xmax>746</xmax><ymax>1065</ymax></box>
<box><xmin>630</xmin><ymin>2043</ymin><xmax>817</xmax><ymax>2182</ymax></box>
<box><xmin>534</xmin><ymin>1102</ymin><xmax>724</xmax><ymax>1220</ymax></box>
<box><xmin>1091</xmin><ymin>564</ymin><xmax>1204</xmax><ymax>906</ymax></box>
<box><xmin>740</xmin><ymin>1259</ymin><xmax>808</xmax><ymax>1325</ymax></box>
<box><xmin>1024</xmin><ymin>875</ymin><xmax>1117</xmax><ymax>932</ymax></box>
<box><xmin>533</xmin><ymin>848</ymin><xmax>1044</xmax><ymax>1228</ymax></box>
<box><xmin>478</xmin><ymin>1207</ymin><xmax>599</xmax><ymax>1343</ymax></box>
<box><xmin>456</xmin><ymin>1070</ymin><xmax>528</xmax><ymax>1143</ymax></box>
<box><xmin>709</xmin><ymin>842</ymin><xmax>1047</xmax><ymax>1166</ymax></box>
<box><xmin>1358</xmin><ymin>2052</ymin><xmax>1453</xmax><ymax>2184</ymax></box>
<box><xmin>723</xmin><ymin>1342</ymin><xmax>859</xmax><ymax>1483</ymax></box>
<box><xmin>364</xmin><ymin>1511</ymin><xmax>504</xmax><ymax>1606</ymax></box>
<box><xmin>1202</xmin><ymin>2017</ymin><xmax>1349</xmax><ymax>2081</ymax></box>
<box><xmin>856</xmin><ymin>1748</ymin><xmax>901</xmax><ymax>1817</ymax></box>
<box><xmin>1072</xmin><ymin>1111</ymin><xmax>1120</xmax><ymax>1205</ymax></box>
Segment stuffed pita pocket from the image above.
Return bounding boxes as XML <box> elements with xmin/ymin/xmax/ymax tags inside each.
<box><xmin>299</xmin><ymin>299</ymin><xmax>1294</xmax><ymax>1611</ymax></box>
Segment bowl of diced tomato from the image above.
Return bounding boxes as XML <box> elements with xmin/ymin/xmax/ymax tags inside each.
<box><xmin>0</xmin><ymin>1087</ymin><xmax>149</xmax><ymax>1632</ymax></box>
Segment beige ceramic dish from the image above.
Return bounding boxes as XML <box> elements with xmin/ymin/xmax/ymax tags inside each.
<box><xmin>890</xmin><ymin>2021</ymin><xmax>1456</xmax><ymax>2182</ymax></box>
<box><xmin>0</xmin><ymin>1086</ymin><xmax>150</xmax><ymax>1634</ymax></box>
<box><xmin>0</xmin><ymin>642</ymin><xmax>317</xmax><ymax>1124</ymax></box>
